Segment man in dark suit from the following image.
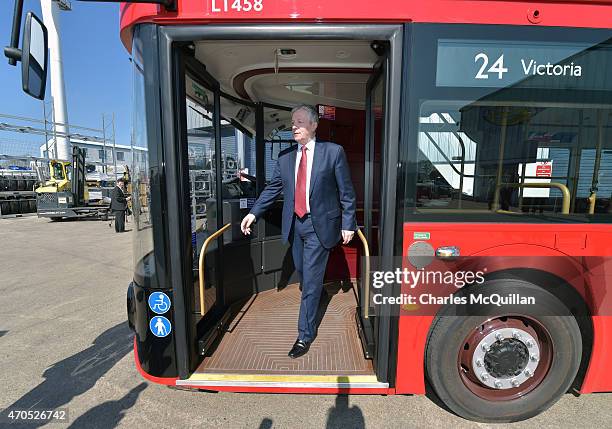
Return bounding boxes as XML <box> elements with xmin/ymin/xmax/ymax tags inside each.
<box><xmin>241</xmin><ymin>104</ymin><xmax>357</xmax><ymax>358</ymax></box>
<box><xmin>111</xmin><ymin>179</ymin><xmax>128</xmax><ymax>233</ymax></box>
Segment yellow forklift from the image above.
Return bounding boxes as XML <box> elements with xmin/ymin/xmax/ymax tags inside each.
<box><xmin>35</xmin><ymin>147</ymin><xmax>111</xmax><ymax>220</ymax></box>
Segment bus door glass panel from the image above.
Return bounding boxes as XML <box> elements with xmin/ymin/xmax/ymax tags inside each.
<box><xmin>217</xmin><ymin>95</ymin><xmax>261</xmax><ymax>302</ymax></box>
<box><xmin>264</xmin><ymin>107</ymin><xmax>294</xmax><ymax>238</ymax></box>
<box><xmin>185</xmin><ymin>75</ymin><xmax>219</xmax><ymax>319</ymax></box>
<box><xmin>258</xmin><ymin>106</ymin><xmax>297</xmax><ymax>288</ymax></box>
<box><xmin>362</xmin><ymin>64</ymin><xmax>385</xmax><ymax>322</ymax></box>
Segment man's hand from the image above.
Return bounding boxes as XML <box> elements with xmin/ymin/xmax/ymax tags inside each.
<box><xmin>241</xmin><ymin>213</ymin><xmax>256</xmax><ymax>235</ymax></box>
<box><xmin>341</xmin><ymin>230</ymin><xmax>354</xmax><ymax>245</ymax></box>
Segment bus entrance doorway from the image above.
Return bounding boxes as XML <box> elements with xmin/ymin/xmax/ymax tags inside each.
<box><xmin>177</xmin><ymin>37</ymin><xmax>394</xmax><ymax>387</ymax></box>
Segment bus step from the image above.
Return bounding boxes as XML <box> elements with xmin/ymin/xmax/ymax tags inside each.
<box><xmin>355</xmin><ymin>309</ymin><xmax>375</xmax><ymax>359</ymax></box>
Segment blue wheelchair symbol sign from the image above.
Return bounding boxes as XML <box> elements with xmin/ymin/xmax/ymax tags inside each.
<box><xmin>148</xmin><ymin>292</ymin><xmax>171</xmax><ymax>314</ymax></box>
<box><xmin>149</xmin><ymin>316</ymin><xmax>172</xmax><ymax>338</ymax></box>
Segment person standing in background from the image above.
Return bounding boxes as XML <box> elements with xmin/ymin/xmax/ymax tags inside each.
<box><xmin>111</xmin><ymin>179</ymin><xmax>129</xmax><ymax>233</ymax></box>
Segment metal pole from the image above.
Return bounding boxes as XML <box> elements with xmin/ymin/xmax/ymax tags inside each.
<box><xmin>492</xmin><ymin>107</ymin><xmax>509</xmax><ymax>211</ymax></box>
<box><xmin>5</xmin><ymin>0</ymin><xmax>24</xmax><ymax>66</ymax></box>
<box><xmin>589</xmin><ymin>109</ymin><xmax>604</xmax><ymax>214</ymax></box>
<box><xmin>112</xmin><ymin>112</ymin><xmax>117</xmax><ymax>179</ymax></box>
<box><xmin>255</xmin><ymin>103</ymin><xmax>265</xmax><ymax>195</ymax></box>
<box><xmin>50</xmin><ymin>97</ymin><xmax>58</xmax><ymax>159</ymax></box>
<box><xmin>569</xmin><ymin>110</ymin><xmax>584</xmax><ymax>213</ymax></box>
<box><xmin>42</xmin><ymin>101</ymin><xmax>50</xmax><ymax>159</ymax></box>
<box><xmin>102</xmin><ymin>114</ymin><xmax>107</xmax><ymax>174</ymax></box>
<box><xmin>40</xmin><ymin>0</ymin><xmax>71</xmax><ymax>160</ymax></box>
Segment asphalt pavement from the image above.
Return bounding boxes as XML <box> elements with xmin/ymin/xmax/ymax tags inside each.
<box><xmin>0</xmin><ymin>216</ymin><xmax>610</xmax><ymax>428</ymax></box>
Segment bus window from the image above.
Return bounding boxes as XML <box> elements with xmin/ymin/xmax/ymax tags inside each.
<box><xmin>415</xmin><ymin>103</ymin><xmax>612</xmax><ymax>219</ymax></box>
<box><xmin>265</xmin><ymin>129</ymin><xmax>294</xmax><ymax>182</ymax></box>
<box><xmin>131</xmin><ymin>31</ymin><xmax>157</xmax><ymax>288</ymax></box>
<box><xmin>407</xmin><ymin>27</ymin><xmax>612</xmax><ymax>222</ymax></box>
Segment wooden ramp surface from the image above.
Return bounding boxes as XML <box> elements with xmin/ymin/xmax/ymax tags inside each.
<box><xmin>197</xmin><ymin>283</ymin><xmax>373</xmax><ymax>375</ymax></box>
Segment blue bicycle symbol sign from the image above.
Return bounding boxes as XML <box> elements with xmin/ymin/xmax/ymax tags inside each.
<box><xmin>148</xmin><ymin>292</ymin><xmax>171</xmax><ymax>314</ymax></box>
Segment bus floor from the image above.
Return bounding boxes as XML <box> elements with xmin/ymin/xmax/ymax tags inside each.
<box><xmin>195</xmin><ymin>282</ymin><xmax>374</xmax><ymax>376</ymax></box>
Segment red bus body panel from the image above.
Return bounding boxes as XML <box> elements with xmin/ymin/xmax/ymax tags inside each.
<box><xmin>396</xmin><ymin>223</ymin><xmax>612</xmax><ymax>395</ymax></box>
<box><xmin>121</xmin><ymin>0</ymin><xmax>612</xmax><ymax>396</ymax></box>
<box><xmin>120</xmin><ymin>1</ymin><xmax>612</xmax><ymax>51</ymax></box>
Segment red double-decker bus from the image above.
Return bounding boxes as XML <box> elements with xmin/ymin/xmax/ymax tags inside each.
<box><xmin>115</xmin><ymin>0</ymin><xmax>612</xmax><ymax>422</ymax></box>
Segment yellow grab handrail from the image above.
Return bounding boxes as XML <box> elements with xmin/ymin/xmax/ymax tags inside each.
<box><xmin>356</xmin><ymin>228</ymin><xmax>371</xmax><ymax>319</ymax></box>
<box><xmin>495</xmin><ymin>182</ymin><xmax>571</xmax><ymax>214</ymax></box>
<box><xmin>588</xmin><ymin>192</ymin><xmax>597</xmax><ymax>215</ymax></box>
<box><xmin>198</xmin><ymin>223</ymin><xmax>231</xmax><ymax>316</ymax></box>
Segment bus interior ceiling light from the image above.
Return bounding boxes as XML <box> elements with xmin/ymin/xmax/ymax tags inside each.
<box><xmin>274</xmin><ymin>48</ymin><xmax>297</xmax><ymax>74</ymax></box>
<box><xmin>279</xmin><ymin>49</ymin><xmax>297</xmax><ymax>58</ymax></box>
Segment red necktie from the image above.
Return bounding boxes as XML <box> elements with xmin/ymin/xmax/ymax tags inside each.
<box><xmin>294</xmin><ymin>145</ymin><xmax>308</xmax><ymax>217</ymax></box>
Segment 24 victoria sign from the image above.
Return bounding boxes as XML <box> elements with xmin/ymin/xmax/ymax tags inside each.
<box><xmin>436</xmin><ymin>39</ymin><xmax>612</xmax><ymax>90</ymax></box>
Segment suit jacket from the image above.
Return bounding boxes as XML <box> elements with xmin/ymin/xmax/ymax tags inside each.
<box><xmin>110</xmin><ymin>186</ymin><xmax>127</xmax><ymax>211</ymax></box>
<box><xmin>250</xmin><ymin>140</ymin><xmax>357</xmax><ymax>249</ymax></box>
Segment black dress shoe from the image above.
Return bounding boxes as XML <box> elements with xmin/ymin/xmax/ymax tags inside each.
<box><xmin>288</xmin><ymin>339</ymin><xmax>310</xmax><ymax>358</ymax></box>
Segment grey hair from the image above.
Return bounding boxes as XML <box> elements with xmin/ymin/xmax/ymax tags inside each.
<box><xmin>291</xmin><ymin>104</ymin><xmax>319</xmax><ymax>124</ymax></box>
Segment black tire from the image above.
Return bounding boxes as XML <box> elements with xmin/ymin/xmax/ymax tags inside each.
<box><xmin>0</xmin><ymin>200</ymin><xmax>11</xmax><ymax>215</ymax></box>
<box><xmin>18</xmin><ymin>199</ymin><xmax>29</xmax><ymax>214</ymax></box>
<box><xmin>16</xmin><ymin>178</ymin><xmax>26</xmax><ymax>191</ymax></box>
<box><xmin>425</xmin><ymin>279</ymin><xmax>582</xmax><ymax>422</ymax></box>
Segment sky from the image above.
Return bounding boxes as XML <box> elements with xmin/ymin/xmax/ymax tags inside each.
<box><xmin>0</xmin><ymin>1</ymin><xmax>132</xmax><ymax>157</ymax></box>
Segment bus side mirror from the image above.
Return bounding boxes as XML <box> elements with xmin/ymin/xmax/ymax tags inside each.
<box><xmin>21</xmin><ymin>12</ymin><xmax>48</xmax><ymax>100</ymax></box>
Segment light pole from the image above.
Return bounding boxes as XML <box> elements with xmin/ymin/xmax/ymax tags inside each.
<box><xmin>40</xmin><ymin>0</ymin><xmax>71</xmax><ymax>160</ymax></box>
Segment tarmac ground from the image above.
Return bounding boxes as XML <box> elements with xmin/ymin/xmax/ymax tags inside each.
<box><xmin>0</xmin><ymin>216</ymin><xmax>611</xmax><ymax>428</ymax></box>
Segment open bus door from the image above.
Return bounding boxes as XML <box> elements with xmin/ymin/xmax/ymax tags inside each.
<box><xmin>180</xmin><ymin>54</ymin><xmax>233</xmax><ymax>358</ymax></box>
<box><xmin>180</xmin><ymin>48</ymin><xmax>384</xmax><ymax>377</ymax></box>
<box><xmin>357</xmin><ymin>42</ymin><xmax>388</xmax><ymax>359</ymax></box>
<box><xmin>129</xmin><ymin>24</ymin><xmax>404</xmax><ymax>391</ymax></box>
<box><xmin>177</xmin><ymin>41</ymin><xmax>397</xmax><ymax>385</ymax></box>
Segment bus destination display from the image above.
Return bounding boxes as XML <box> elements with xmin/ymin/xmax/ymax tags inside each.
<box><xmin>436</xmin><ymin>39</ymin><xmax>612</xmax><ymax>90</ymax></box>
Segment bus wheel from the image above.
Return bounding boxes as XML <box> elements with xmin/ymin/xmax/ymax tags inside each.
<box><xmin>425</xmin><ymin>279</ymin><xmax>582</xmax><ymax>422</ymax></box>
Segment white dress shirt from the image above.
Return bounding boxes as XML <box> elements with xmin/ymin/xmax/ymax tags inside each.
<box><xmin>294</xmin><ymin>138</ymin><xmax>315</xmax><ymax>213</ymax></box>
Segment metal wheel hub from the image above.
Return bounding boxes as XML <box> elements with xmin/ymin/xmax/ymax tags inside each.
<box><xmin>472</xmin><ymin>328</ymin><xmax>540</xmax><ymax>390</ymax></box>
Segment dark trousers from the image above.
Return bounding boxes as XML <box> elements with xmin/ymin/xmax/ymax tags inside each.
<box><xmin>291</xmin><ymin>214</ymin><xmax>331</xmax><ymax>343</ymax></box>
<box><xmin>114</xmin><ymin>210</ymin><xmax>125</xmax><ymax>232</ymax></box>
